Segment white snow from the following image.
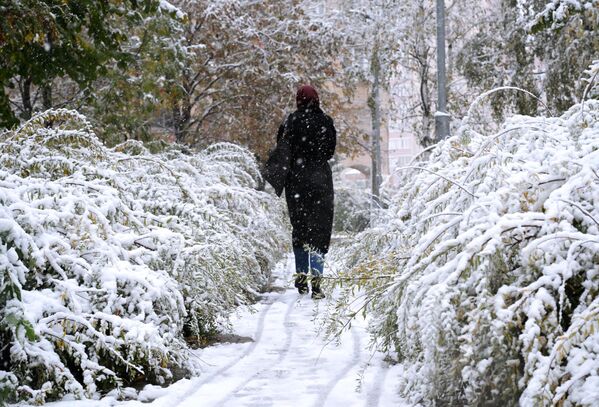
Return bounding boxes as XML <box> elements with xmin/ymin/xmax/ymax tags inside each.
<box><xmin>0</xmin><ymin>109</ymin><xmax>288</xmax><ymax>404</ymax></box>
<box><xmin>329</xmin><ymin>97</ymin><xmax>599</xmax><ymax>405</ymax></box>
<box><xmin>158</xmin><ymin>0</ymin><xmax>186</xmax><ymax>20</ymax></box>
<box><xmin>45</xmin><ymin>255</ymin><xmax>407</xmax><ymax>407</ymax></box>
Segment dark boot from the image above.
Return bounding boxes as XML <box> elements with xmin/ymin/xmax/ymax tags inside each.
<box><xmin>294</xmin><ymin>273</ymin><xmax>308</xmax><ymax>294</ymax></box>
<box><xmin>311</xmin><ymin>276</ymin><xmax>325</xmax><ymax>299</ymax></box>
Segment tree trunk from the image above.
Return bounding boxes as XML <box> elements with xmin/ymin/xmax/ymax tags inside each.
<box><xmin>21</xmin><ymin>77</ymin><xmax>33</xmax><ymax>120</ymax></box>
<box><xmin>42</xmin><ymin>83</ymin><xmax>52</xmax><ymax>110</ymax></box>
<box><xmin>417</xmin><ymin>49</ymin><xmax>434</xmax><ymax>146</ymax></box>
<box><xmin>172</xmin><ymin>82</ymin><xmax>192</xmax><ymax>144</ymax></box>
<box><xmin>172</xmin><ymin>102</ymin><xmax>184</xmax><ymax>143</ymax></box>
<box><xmin>181</xmin><ymin>97</ymin><xmax>191</xmax><ymax>142</ymax></box>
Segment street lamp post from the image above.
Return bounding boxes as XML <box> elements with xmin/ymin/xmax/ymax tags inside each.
<box><xmin>371</xmin><ymin>44</ymin><xmax>383</xmax><ymax>208</ymax></box>
<box><xmin>435</xmin><ymin>0</ymin><xmax>450</xmax><ymax>140</ymax></box>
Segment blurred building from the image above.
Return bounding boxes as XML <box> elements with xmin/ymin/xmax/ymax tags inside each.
<box><xmin>312</xmin><ymin>1</ymin><xmax>422</xmax><ymax>190</ymax></box>
<box><xmin>337</xmin><ymin>87</ymin><xmax>422</xmax><ymax>189</ymax></box>
<box><xmin>336</xmin><ymin>83</ymin><xmax>390</xmax><ymax>189</ymax></box>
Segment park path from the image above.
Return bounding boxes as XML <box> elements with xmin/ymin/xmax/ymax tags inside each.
<box><xmin>49</xmin><ymin>255</ymin><xmax>405</xmax><ymax>407</ymax></box>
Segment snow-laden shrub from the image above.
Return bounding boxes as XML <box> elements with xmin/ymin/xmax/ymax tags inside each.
<box><xmin>333</xmin><ymin>185</ymin><xmax>371</xmax><ymax>233</ymax></box>
<box><xmin>0</xmin><ymin>110</ymin><xmax>287</xmax><ymax>404</ymax></box>
<box><xmin>582</xmin><ymin>59</ymin><xmax>599</xmax><ymax>101</ymax></box>
<box><xmin>328</xmin><ymin>94</ymin><xmax>599</xmax><ymax>405</ymax></box>
<box><xmin>333</xmin><ymin>168</ymin><xmax>371</xmax><ymax>234</ymax></box>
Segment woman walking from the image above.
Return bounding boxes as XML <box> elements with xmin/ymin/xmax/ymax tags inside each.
<box><xmin>263</xmin><ymin>85</ymin><xmax>336</xmax><ymax>299</ymax></box>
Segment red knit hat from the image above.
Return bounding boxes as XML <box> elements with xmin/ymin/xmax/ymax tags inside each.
<box><xmin>296</xmin><ymin>85</ymin><xmax>319</xmax><ymax>108</ymax></box>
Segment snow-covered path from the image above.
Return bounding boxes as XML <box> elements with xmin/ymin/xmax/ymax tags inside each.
<box><xmin>49</xmin><ymin>256</ymin><xmax>405</xmax><ymax>407</ymax></box>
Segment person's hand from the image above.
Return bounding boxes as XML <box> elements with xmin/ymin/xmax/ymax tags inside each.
<box><xmin>255</xmin><ymin>178</ymin><xmax>265</xmax><ymax>191</ymax></box>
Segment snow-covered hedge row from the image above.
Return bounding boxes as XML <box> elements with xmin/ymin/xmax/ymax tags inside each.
<box><xmin>332</xmin><ymin>166</ymin><xmax>371</xmax><ymax>234</ymax></box>
<box><xmin>329</xmin><ymin>98</ymin><xmax>599</xmax><ymax>405</ymax></box>
<box><xmin>0</xmin><ymin>110</ymin><xmax>287</xmax><ymax>404</ymax></box>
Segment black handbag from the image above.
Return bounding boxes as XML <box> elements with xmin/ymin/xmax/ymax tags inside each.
<box><xmin>263</xmin><ymin>116</ymin><xmax>292</xmax><ymax>197</ymax></box>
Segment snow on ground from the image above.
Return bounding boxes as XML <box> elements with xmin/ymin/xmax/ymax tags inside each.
<box><xmin>44</xmin><ymin>255</ymin><xmax>406</xmax><ymax>407</ymax></box>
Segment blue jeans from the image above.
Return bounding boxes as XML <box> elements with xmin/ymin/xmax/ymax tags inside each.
<box><xmin>293</xmin><ymin>246</ymin><xmax>324</xmax><ymax>277</ymax></box>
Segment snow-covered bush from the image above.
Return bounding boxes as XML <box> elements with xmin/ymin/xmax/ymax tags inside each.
<box><xmin>0</xmin><ymin>110</ymin><xmax>287</xmax><ymax>404</ymax></box>
<box><xmin>333</xmin><ymin>186</ymin><xmax>371</xmax><ymax>233</ymax></box>
<box><xmin>329</xmin><ymin>92</ymin><xmax>599</xmax><ymax>404</ymax></box>
<box><xmin>582</xmin><ymin>59</ymin><xmax>599</xmax><ymax>101</ymax></box>
<box><xmin>333</xmin><ymin>168</ymin><xmax>371</xmax><ymax>234</ymax></box>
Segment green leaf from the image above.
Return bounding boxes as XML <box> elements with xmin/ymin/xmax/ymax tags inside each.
<box><xmin>22</xmin><ymin>319</ymin><xmax>37</xmax><ymax>341</ymax></box>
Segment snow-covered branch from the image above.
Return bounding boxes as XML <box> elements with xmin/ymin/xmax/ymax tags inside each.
<box><xmin>0</xmin><ymin>109</ymin><xmax>288</xmax><ymax>403</ymax></box>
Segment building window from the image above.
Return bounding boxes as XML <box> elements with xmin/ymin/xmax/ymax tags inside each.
<box><xmin>389</xmin><ymin>137</ymin><xmax>408</xmax><ymax>151</ymax></box>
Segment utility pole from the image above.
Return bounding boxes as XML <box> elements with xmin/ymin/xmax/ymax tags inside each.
<box><xmin>370</xmin><ymin>45</ymin><xmax>383</xmax><ymax>208</ymax></box>
<box><xmin>435</xmin><ymin>0</ymin><xmax>450</xmax><ymax>140</ymax></box>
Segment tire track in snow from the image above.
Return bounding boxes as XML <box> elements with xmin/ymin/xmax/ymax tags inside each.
<box><xmin>174</xmin><ymin>298</ymin><xmax>275</xmax><ymax>405</ymax></box>
<box><xmin>215</xmin><ymin>293</ymin><xmax>297</xmax><ymax>406</ymax></box>
<box><xmin>365</xmin><ymin>358</ymin><xmax>389</xmax><ymax>407</ymax></box>
<box><xmin>313</xmin><ymin>325</ymin><xmax>362</xmax><ymax>407</ymax></box>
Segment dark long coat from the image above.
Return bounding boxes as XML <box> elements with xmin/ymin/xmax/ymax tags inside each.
<box><xmin>265</xmin><ymin>105</ymin><xmax>336</xmax><ymax>254</ymax></box>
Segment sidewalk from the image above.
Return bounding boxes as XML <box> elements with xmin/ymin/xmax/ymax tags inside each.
<box><xmin>48</xmin><ymin>255</ymin><xmax>405</xmax><ymax>407</ymax></box>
